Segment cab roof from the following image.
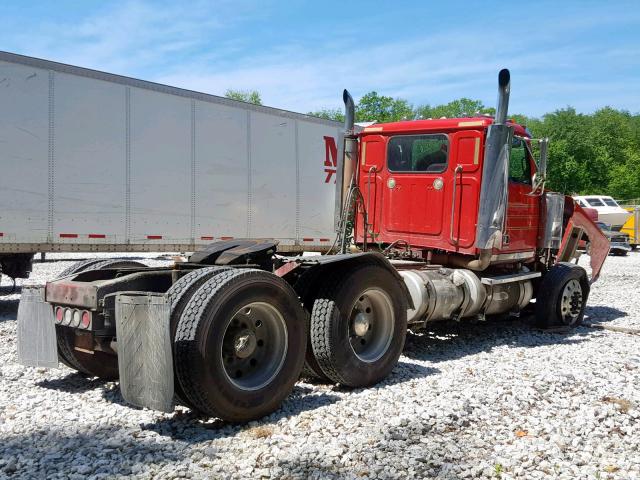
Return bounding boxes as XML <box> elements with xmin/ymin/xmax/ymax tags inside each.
<box><xmin>360</xmin><ymin>117</ymin><xmax>529</xmax><ymax>137</ymax></box>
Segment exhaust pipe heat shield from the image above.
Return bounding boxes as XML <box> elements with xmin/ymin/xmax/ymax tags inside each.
<box><xmin>475</xmin><ymin>124</ymin><xmax>513</xmax><ymax>250</ymax></box>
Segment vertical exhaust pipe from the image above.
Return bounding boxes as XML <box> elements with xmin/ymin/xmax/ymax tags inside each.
<box><xmin>343</xmin><ymin>89</ymin><xmax>355</xmax><ymax>135</ymax></box>
<box><xmin>334</xmin><ymin>90</ymin><xmax>358</xmax><ymax>240</ymax></box>
<box><xmin>474</xmin><ymin>69</ymin><xmax>514</xmax><ymax>262</ymax></box>
<box><xmin>494</xmin><ymin>69</ymin><xmax>510</xmax><ymax>125</ymax></box>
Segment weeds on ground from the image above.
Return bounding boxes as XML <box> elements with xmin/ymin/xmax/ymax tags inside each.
<box><xmin>601</xmin><ymin>396</ymin><xmax>633</xmax><ymax>413</ymax></box>
<box><xmin>248</xmin><ymin>425</ymin><xmax>274</xmax><ymax>439</ymax></box>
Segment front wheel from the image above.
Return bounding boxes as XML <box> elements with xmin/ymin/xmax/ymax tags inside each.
<box><xmin>309</xmin><ymin>265</ymin><xmax>407</xmax><ymax>387</ymax></box>
<box><xmin>535</xmin><ymin>262</ymin><xmax>590</xmax><ymax>328</ymax></box>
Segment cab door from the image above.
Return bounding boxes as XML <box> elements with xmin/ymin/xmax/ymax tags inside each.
<box><xmin>449</xmin><ymin>130</ymin><xmax>483</xmax><ymax>249</ymax></box>
<box><xmin>381</xmin><ymin>134</ymin><xmax>449</xmax><ymax>240</ymax></box>
<box><xmin>502</xmin><ymin>137</ymin><xmax>539</xmax><ymax>253</ymax></box>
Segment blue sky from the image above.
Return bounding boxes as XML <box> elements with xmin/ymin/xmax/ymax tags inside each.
<box><xmin>2</xmin><ymin>1</ymin><xmax>639</xmax><ymax>117</ymax></box>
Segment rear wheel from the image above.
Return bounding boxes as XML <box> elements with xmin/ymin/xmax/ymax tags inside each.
<box><xmin>294</xmin><ymin>270</ymin><xmax>332</xmax><ymax>383</ymax></box>
<box><xmin>309</xmin><ymin>265</ymin><xmax>407</xmax><ymax>387</ymax></box>
<box><xmin>55</xmin><ymin>259</ymin><xmax>147</xmax><ymax>378</ymax></box>
<box><xmin>56</xmin><ymin>326</ymin><xmax>120</xmax><ymax>379</ymax></box>
<box><xmin>535</xmin><ymin>262</ymin><xmax>590</xmax><ymax>328</ymax></box>
<box><xmin>174</xmin><ymin>269</ymin><xmax>307</xmax><ymax>421</ymax></box>
<box><xmin>165</xmin><ymin>267</ymin><xmax>230</xmax><ymax>407</ymax></box>
<box><xmin>57</xmin><ymin>258</ymin><xmax>107</xmax><ymax>278</ymax></box>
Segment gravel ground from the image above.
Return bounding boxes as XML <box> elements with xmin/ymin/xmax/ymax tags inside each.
<box><xmin>0</xmin><ymin>252</ymin><xmax>639</xmax><ymax>479</ymax></box>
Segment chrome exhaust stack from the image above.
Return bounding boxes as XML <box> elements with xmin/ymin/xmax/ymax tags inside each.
<box><xmin>474</xmin><ymin>69</ymin><xmax>514</xmax><ymax>258</ymax></box>
<box><xmin>334</xmin><ymin>89</ymin><xmax>358</xmax><ymax>236</ymax></box>
<box><xmin>494</xmin><ymin>68</ymin><xmax>511</xmax><ymax>125</ymax></box>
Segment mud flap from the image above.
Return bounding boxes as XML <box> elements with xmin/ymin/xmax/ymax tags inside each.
<box><xmin>16</xmin><ymin>286</ymin><xmax>59</xmax><ymax>368</ymax></box>
<box><xmin>115</xmin><ymin>293</ymin><xmax>174</xmax><ymax>413</ymax></box>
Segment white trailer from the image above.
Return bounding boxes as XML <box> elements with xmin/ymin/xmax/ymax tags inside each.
<box><xmin>0</xmin><ymin>51</ymin><xmax>342</xmax><ymax>278</ymax></box>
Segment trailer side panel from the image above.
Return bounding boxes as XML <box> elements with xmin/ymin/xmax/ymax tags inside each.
<box><xmin>0</xmin><ymin>52</ymin><xmax>341</xmax><ymax>257</ymax></box>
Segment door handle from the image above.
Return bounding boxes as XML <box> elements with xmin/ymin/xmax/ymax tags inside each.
<box><xmin>449</xmin><ymin>165</ymin><xmax>463</xmax><ymax>246</ymax></box>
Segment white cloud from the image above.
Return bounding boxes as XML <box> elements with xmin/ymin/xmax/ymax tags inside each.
<box><xmin>3</xmin><ymin>1</ymin><xmax>639</xmax><ymax>117</ymax></box>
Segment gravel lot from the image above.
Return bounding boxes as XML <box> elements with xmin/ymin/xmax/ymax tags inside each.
<box><xmin>1</xmin><ymin>252</ymin><xmax>639</xmax><ymax>479</ymax></box>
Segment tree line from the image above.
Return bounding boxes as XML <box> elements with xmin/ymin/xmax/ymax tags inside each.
<box><xmin>224</xmin><ymin>89</ymin><xmax>640</xmax><ymax>201</ymax></box>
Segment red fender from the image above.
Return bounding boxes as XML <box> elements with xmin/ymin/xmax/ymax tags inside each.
<box><xmin>559</xmin><ymin>201</ymin><xmax>610</xmax><ymax>283</ymax></box>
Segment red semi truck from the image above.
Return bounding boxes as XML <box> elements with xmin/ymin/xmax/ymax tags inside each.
<box><xmin>17</xmin><ymin>69</ymin><xmax>609</xmax><ymax>422</ymax></box>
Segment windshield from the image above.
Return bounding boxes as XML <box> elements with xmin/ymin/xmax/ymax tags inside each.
<box><xmin>602</xmin><ymin>198</ymin><xmax>619</xmax><ymax>207</ymax></box>
<box><xmin>596</xmin><ymin>221</ymin><xmax>610</xmax><ymax>230</ymax></box>
<box><xmin>586</xmin><ymin>198</ymin><xmax>606</xmax><ymax>207</ymax></box>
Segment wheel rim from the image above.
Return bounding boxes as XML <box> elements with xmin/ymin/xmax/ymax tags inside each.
<box><xmin>348</xmin><ymin>288</ymin><xmax>395</xmax><ymax>363</ymax></box>
<box><xmin>560</xmin><ymin>278</ymin><xmax>583</xmax><ymax>326</ymax></box>
<box><xmin>221</xmin><ymin>302</ymin><xmax>288</xmax><ymax>391</ymax></box>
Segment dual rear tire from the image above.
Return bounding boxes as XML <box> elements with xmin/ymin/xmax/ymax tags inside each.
<box><xmin>173</xmin><ymin>269</ymin><xmax>307</xmax><ymax>422</ymax></box>
<box><xmin>172</xmin><ymin>264</ymin><xmax>407</xmax><ymax>420</ymax></box>
<box><xmin>308</xmin><ymin>265</ymin><xmax>407</xmax><ymax>387</ymax></box>
<box><xmin>55</xmin><ymin>259</ymin><xmax>147</xmax><ymax>379</ymax></box>
<box><xmin>55</xmin><ymin>258</ymin><xmax>409</xmax><ymax>421</ymax></box>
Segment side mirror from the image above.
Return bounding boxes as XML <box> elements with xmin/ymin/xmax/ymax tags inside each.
<box><xmin>528</xmin><ymin>137</ymin><xmax>549</xmax><ymax>196</ymax></box>
<box><xmin>538</xmin><ymin>137</ymin><xmax>549</xmax><ymax>179</ymax></box>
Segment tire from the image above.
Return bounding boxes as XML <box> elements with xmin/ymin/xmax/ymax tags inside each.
<box><xmin>174</xmin><ymin>269</ymin><xmax>307</xmax><ymax>422</ymax></box>
<box><xmin>294</xmin><ymin>271</ymin><xmax>332</xmax><ymax>383</ymax></box>
<box><xmin>310</xmin><ymin>265</ymin><xmax>407</xmax><ymax>387</ymax></box>
<box><xmin>165</xmin><ymin>267</ymin><xmax>230</xmax><ymax>407</ymax></box>
<box><xmin>56</xmin><ymin>258</ymin><xmax>107</xmax><ymax>278</ymax></box>
<box><xmin>56</xmin><ymin>259</ymin><xmax>147</xmax><ymax>378</ymax></box>
<box><xmin>56</xmin><ymin>259</ymin><xmax>110</xmax><ymax>370</ymax></box>
<box><xmin>56</xmin><ymin>326</ymin><xmax>119</xmax><ymax>379</ymax></box>
<box><xmin>87</xmin><ymin>259</ymin><xmax>147</xmax><ymax>271</ymax></box>
<box><xmin>535</xmin><ymin>262</ymin><xmax>590</xmax><ymax>328</ymax></box>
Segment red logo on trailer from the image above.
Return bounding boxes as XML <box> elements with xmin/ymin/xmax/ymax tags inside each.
<box><xmin>323</xmin><ymin>136</ymin><xmax>338</xmax><ymax>183</ymax></box>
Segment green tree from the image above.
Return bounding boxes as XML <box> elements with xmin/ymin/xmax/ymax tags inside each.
<box><xmin>416</xmin><ymin>98</ymin><xmax>492</xmax><ymax>119</ymax></box>
<box><xmin>355</xmin><ymin>91</ymin><xmax>415</xmax><ymax>123</ymax></box>
<box><xmin>307</xmin><ymin>108</ymin><xmax>344</xmax><ymax>122</ymax></box>
<box><xmin>224</xmin><ymin>89</ymin><xmax>262</xmax><ymax>105</ymax></box>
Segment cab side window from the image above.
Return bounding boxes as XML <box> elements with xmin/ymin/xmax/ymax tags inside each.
<box><xmin>388</xmin><ymin>134</ymin><xmax>448</xmax><ymax>173</ymax></box>
<box><xmin>509</xmin><ymin>137</ymin><xmax>532</xmax><ymax>184</ymax></box>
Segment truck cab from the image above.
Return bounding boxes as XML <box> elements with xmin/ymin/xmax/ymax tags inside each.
<box><xmin>355</xmin><ymin>118</ymin><xmax>539</xmax><ymax>262</ymax></box>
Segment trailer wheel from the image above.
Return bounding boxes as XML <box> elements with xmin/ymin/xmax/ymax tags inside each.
<box><xmin>174</xmin><ymin>269</ymin><xmax>307</xmax><ymax>422</ymax></box>
<box><xmin>165</xmin><ymin>267</ymin><xmax>230</xmax><ymax>407</ymax></box>
<box><xmin>56</xmin><ymin>260</ymin><xmax>147</xmax><ymax>378</ymax></box>
<box><xmin>310</xmin><ymin>265</ymin><xmax>407</xmax><ymax>387</ymax></box>
<box><xmin>535</xmin><ymin>262</ymin><xmax>590</xmax><ymax>328</ymax></box>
